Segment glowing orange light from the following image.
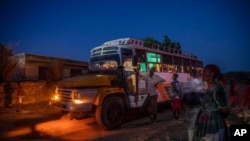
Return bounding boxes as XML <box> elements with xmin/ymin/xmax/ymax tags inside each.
<box><xmin>54</xmin><ymin>95</ymin><xmax>59</xmax><ymax>100</ymax></box>
<box><xmin>74</xmin><ymin>99</ymin><xmax>83</xmax><ymax>104</ymax></box>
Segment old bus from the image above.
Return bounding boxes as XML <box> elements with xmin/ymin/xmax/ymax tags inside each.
<box><xmin>50</xmin><ymin>38</ymin><xmax>203</xmax><ymax>130</ymax></box>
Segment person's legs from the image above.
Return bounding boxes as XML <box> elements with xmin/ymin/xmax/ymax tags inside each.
<box><xmin>172</xmin><ymin>99</ymin><xmax>176</xmax><ymax>118</ymax></box>
<box><xmin>148</xmin><ymin>95</ymin><xmax>158</xmax><ymax>123</ymax></box>
<box><xmin>186</xmin><ymin>106</ymin><xmax>200</xmax><ymax>141</ymax></box>
<box><xmin>147</xmin><ymin>97</ymin><xmax>153</xmax><ymax>122</ymax></box>
<box><xmin>175</xmin><ymin>98</ymin><xmax>181</xmax><ymax>119</ymax></box>
<box><xmin>152</xmin><ymin>95</ymin><xmax>158</xmax><ymax>122</ymax></box>
<box><xmin>172</xmin><ymin>98</ymin><xmax>180</xmax><ymax>119</ymax></box>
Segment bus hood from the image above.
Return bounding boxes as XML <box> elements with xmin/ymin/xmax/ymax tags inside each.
<box><xmin>58</xmin><ymin>74</ymin><xmax>118</xmax><ymax>88</ymax></box>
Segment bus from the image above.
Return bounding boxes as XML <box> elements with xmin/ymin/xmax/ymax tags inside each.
<box><xmin>89</xmin><ymin>38</ymin><xmax>202</xmax><ymax>103</ymax></box>
<box><xmin>50</xmin><ymin>37</ymin><xmax>203</xmax><ymax>130</ymax></box>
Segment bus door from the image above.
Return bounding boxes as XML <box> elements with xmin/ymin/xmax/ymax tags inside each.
<box><xmin>126</xmin><ymin>73</ymin><xmax>148</xmax><ymax>108</ymax></box>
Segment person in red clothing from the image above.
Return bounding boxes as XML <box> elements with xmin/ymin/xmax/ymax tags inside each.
<box><xmin>170</xmin><ymin>73</ymin><xmax>182</xmax><ymax>119</ymax></box>
<box><xmin>229</xmin><ymin>78</ymin><xmax>238</xmax><ymax>109</ymax></box>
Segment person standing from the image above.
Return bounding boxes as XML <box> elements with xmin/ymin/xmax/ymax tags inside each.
<box><xmin>136</xmin><ymin>67</ymin><xmax>165</xmax><ymax>123</ymax></box>
<box><xmin>4</xmin><ymin>81</ymin><xmax>14</xmax><ymax>108</ymax></box>
<box><xmin>16</xmin><ymin>82</ymin><xmax>23</xmax><ymax>111</ymax></box>
<box><xmin>182</xmin><ymin>69</ymin><xmax>206</xmax><ymax>141</ymax></box>
<box><xmin>170</xmin><ymin>73</ymin><xmax>182</xmax><ymax>119</ymax></box>
<box><xmin>193</xmin><ymin>64</ymin><xmax>229</xmax><ymax>141</ymax></box>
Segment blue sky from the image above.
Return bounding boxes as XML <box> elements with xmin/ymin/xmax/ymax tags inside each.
<box><xmin>0</xmin><ymin>0</ymin><xmax>249</xmax><ymax>73</ymax></box>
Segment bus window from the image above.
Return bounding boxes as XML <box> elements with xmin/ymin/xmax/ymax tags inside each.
<box><xmin>148</xmin><ymin>63</ymin><xmax>157</xmax><ymax>71</ymax></box>
<box><xmin>140</xmin><ymin>63</ymin><xmax>147</xmax><ymax>72</ymax></box>
<box><xmin>121</xmin><ymin>48</ymin><xmax>133</xmax><ymax>71</ymax></box>
<box><xmin>146</xmin><ymin>52</ymin><xmax>161</xmax><ymax>63</ymax></box>
<box><xmin>101</xmin><ymin>61</ymin><xmax>117</xmax><ymax>70</ymax></box>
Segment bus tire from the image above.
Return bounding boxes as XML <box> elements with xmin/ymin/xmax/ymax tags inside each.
<box><xmin>95</xmin><ymin>96</ymin><xmax>125</xmax><ymax>130</ymax></box>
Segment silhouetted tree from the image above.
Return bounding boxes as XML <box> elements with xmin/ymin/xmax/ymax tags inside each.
<box><xmin>0</xmin><ymin>43</ymin><xmax>18</xmax><ymax>82</ymax></box>
<box><xmin>163</xmin><ymin>35</ymin><xmax>172</xmax><ymax>48</ymax></box>
<box><xmin>143</xmin><ymin>35</ymin><xmax>182</xmax><ymax>52</ymax></box>
<box><xmin>175</xmin><ymin>42</ymin><xmax>181</xmax><ymax>50</ymax></box>
<box><xmin>143</xmin><ymin>37</ymin><xmax>160</xmax><ymax>48</ymax></box>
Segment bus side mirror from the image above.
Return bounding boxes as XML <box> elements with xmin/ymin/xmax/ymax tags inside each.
<box><xmin>132</xmin><ymin>56</ymin><xmax>138</xmax><ymax>66</ymax></box>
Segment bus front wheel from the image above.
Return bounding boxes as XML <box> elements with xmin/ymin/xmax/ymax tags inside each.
<box><xmin>95</xmin><ymin>96</ymin><xmax>125</xmax><ymax>130</ymax></box>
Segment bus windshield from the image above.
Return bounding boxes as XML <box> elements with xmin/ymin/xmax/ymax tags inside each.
<box><xmin>89</xmin><ymin>54</ymin><xmax>120</xmax><ymax>71</ymax></box>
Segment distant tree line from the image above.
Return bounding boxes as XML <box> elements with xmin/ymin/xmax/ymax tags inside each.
<box><xmin>143</xmin><ymin>35</ymin><xmax>182</xmax><ymax>51</ymax></box>
<box><xmin>224</xmin><ymin>71</ymin><xmax>250</xmax><ymax>84</ymax></box>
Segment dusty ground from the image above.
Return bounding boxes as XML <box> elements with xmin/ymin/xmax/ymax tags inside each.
<box><xmin>0</xmin><ymin>102</ymin><xmax>61</xmax><ymax>134</ymax></box>
<box><xmin>0</xmin><ymin>101</ymin><xmax>248</xmax><ymax>141</ymax></box>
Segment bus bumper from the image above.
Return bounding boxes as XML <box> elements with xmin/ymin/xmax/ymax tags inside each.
<box><xmin>49</xmin><ymin>99</ymin><xmax>93</xmax><ymax>113</ymax></box>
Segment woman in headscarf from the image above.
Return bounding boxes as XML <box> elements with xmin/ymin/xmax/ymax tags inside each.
<box><xmin>193</xmin><ymin>64</ymin><xmax>229</xmax><ymax>141</ymax></box>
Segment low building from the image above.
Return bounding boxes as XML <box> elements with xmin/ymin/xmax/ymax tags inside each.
<box><xmin>10</xmin><ymin>53</ymin><xmax>88</xmax><ymax>81</ymax></box>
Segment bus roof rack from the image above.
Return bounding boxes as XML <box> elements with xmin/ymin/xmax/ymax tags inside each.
<box><xmin>102</xmin><ymin>38</ymin><xmax>198</xmax><ymax>59</ymax></box>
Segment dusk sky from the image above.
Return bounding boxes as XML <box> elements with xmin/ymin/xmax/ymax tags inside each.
<box><xmin>1</xmin><ymin>0</ymin><xmax>249</xmax><ymax>73</ymax></box>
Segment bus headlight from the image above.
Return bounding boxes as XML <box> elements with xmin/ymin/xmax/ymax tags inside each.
<box><xmin>54</xmin><ymin>95</ymin><xmax>59</xmax><ymax>100</ymax></box>
<box><xmin>73</xmin><ymin>91</ymin><xmax>84</xmax><ymax>104</ymax></box>
<box><xmin>53</xmin><ymin>87</ymin><xmax>59</xmax><ymax>100</ymax></box>
<box><xmin>74</xmin><ymin>99</ymin><xmax>84</xmax><ymax>104</ymax></box>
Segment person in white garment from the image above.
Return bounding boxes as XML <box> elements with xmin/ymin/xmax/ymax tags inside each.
<box><xmin>182</xmin><ymin>69</ymin><xmax>206</xmax><ymax>141</ymax></box>
<box><xmin>136</xmin><ymin>67</ymin><xmax>165</xmax><ymax>124</ymax></box>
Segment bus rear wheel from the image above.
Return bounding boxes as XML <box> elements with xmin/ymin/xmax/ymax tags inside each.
<box><xmin>95</xmin><ymin>96</ymin><xmax>125</xmax><ymax>130</ymax></box>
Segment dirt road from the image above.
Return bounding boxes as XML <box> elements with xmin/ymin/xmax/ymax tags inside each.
<box><xmin>0</xmin><ymin>102</ymin><xmax>245</xmax><ymax>141</ymax></box>
<box><xmin>0</xmin><ymin>102</ymin><xmax>188</xmax><ymax>141</ymax></box>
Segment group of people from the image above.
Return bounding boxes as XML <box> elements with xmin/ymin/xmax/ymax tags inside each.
<box><xmin>138</xmin><ymin>64</ymin><xmax>229</xmax><ymax>141</ymax></box>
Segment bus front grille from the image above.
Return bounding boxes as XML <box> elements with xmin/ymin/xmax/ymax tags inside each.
<box><xmin>58</xmin><ymin>89</ymin><xmax>73</xmax><ymax>102</ymax></box>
